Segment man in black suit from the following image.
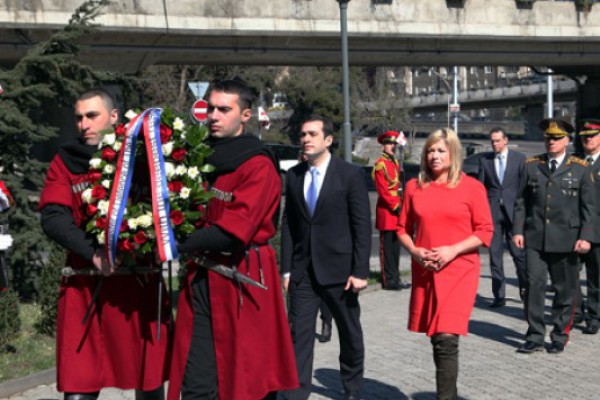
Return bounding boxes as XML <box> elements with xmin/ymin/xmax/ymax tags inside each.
<box><xmin>478</xmin><ymin>127</ymin><xmax>527</xmax><ymax>308</ymax></box>
<box><xmin>281</xmin><ymin>115</ymin><xmax>371</xmax><ymax>400</ymax></box>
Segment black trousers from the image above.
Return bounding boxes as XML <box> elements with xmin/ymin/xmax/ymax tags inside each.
<box><xmin>489</xmin><ymin>206</ymin><xmax>527</xmax><ymax>301</ymax></box>
<box><xmin>285</xmin><ymin>268</ymin><xmax>364</xmax><ymax>400</ymax></box>
<box><xmin>525</xmin><ymin>249</ymin><xmax>579</xmax><ymax>345</ymax></box>
<box><xmin>379</xmin><ymin>230</ymin><xmax>401</xmax><ymax>288</ymax></box>
<box><xmin>575</xmin><ymin>244</ymin><xmax>600</xmax><ymax>327</ymax></box>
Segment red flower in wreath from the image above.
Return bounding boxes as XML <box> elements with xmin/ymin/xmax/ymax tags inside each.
<box><xmin>102</xmin><ymin>147</ymin><xmax>117</xmax><ymax>162</ymax></box>
<box><xmin>134</xmin><ymin>231</ymin><xmax>147</xmax><ymax>244</ymax></box>
<box><xmin>86</xmin><ymin>170</ymin><xmax>102</xmax><ymax>183</ymax></box>
<box><xmin>91</xmin><ymin>185</ymin><xmax>108</xmax><ymax>200</ymax></box>
<box><xmin>168</xmin><ymin>181</ymin><xmax>183</xmax><ymax>193</ymax></box>
<box><xmin>87</xmin><ymin>204</ymin><xmax>98</xmax><ymax>216</ymax></box>
<box><xmin>115</xmin><ymin>123</ymin><xmax>126</xmax><ymax>137</ymax></box>
<box><xmin>171</xmin><ymin>148</ymin><xmax>187</xmax><ymax>161</ymax></box>
<box><xmin>95</xmin><ymin>217</ymin><xmax>107</xmax><ymax>229</ymax></box>
<box><xmin>120</xmin><ymin>221</ymin><xmax>129</xmax><ymax>233</ymax></box>
<box><xmin>160</xmin><ymin>125</ymin><xmax>173</xmax><ymax>143</ymax></box>
<box><xmin>118</xmin><ymin>239</ymin><xmax>134</xmax><ymax>252</ymax></box>
<box><xmin>170</xmin><ymin>210</ymin><xmax>184</xmax><ymax>226</ymax></box>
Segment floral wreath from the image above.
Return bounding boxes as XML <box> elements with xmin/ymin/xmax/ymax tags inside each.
<box><xmin>83</xmin><ymin>108</ymin><xmax>214</xmax><ymax>267</ymax></box>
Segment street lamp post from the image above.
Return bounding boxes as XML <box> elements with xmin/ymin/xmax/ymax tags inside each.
<box><xmin>337</xmin><ymin>0</ymin><xmax>352</xmax><ymax>162</ymax></box>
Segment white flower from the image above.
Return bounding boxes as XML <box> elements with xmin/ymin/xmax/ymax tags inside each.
<box><xmin>137</xmin><ymin>214</ymin><xmax>153</xmax><ymax>228</ymax></box>
<box><xmin>102</xmin><ymin>133</ymin><xmax>116</xmax><ymax>146</ymax></box>
<box><xmin>187</xmin><ymin>166</ymin><xmax>200</xmax><ymax>179</ymax></box>
<box><xmin>127</xmin><ymin>218</ymin><xmax>138</xmax><ymax>230</ymax></box>
<box><xmin>101</xmin><ymin>180</ymin><xmax>111</xmax><ymax>189</ymax></box>
<box><xmin>162</xmin><ymin>142</ymin><xmax>173</xmax><ymax>156</ymax></box>
<box><xmin>97</xmin><ymin>200</ymin><xmax>110</xmax><ymax>216</ymax></box>
<box><xmin>180</xmin><ymin>187</ymin><xmax>191</xmax><ymax>199</ymax></box>
<box><xmin>113</xmin><ymin>141</ymin><xmax>122</xmax><ymax>152</ymax></box>
<box><xmin>125</xmin><ymin>109</ymin><xmax>138</xmax><ymax>120</ymax></box>
<box><xmin>81</xmin><ymin>188</ymin><xmax>93</xmax><ymax>204</ymax></box>
<box><xmin>175</xmin><ymin>165</ymin><xmax>187</xmax><ymax>176</ymax></box>
<box><xmin>164</xmin><ymin>162</ymin><xmax>175</xmax><ymax>179</ymax></box>
<box><xmin>89</xmin><ymin>158</ymin><xmax>102</xmax><ymax>169</ymax></box>
<box><xmin>173</xmin><ymin>117</ymin><xmax>185</xmax><ymax>131</ymax></box>
<box><xmin>103</xmin><ymin>164</ymin><xmax>115</xmax><ymax>174</ymax></box>
<box><xmin>97</xmin><ymin>232</ymin><xmax>105</xmax><ymax>245</ymax></box>
<box><xmin>181</xmin><ymin>132</ymin><xmax>186</xmax><ymax>140</ymax></box>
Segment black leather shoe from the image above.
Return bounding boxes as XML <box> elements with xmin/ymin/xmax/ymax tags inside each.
<box><xmin>547</xmin><ymin>341</ymin><xmax>565</xmax><ymax>354</ymax></box>
<box><xmin>517</xmin><ymin>341</ymin><xmax>544</xmax><ymax>354</ymax></box>
<box><xmin>399</xmin><ymin>281</ymin><xmax>412</xmax><ymax>290</ymax></box>
<box><xmin>489</xmin><ymin>299</ymin><xmax>506</xmax><ymax>308</ymax></box>
<box><xmin>318</xmin><ymin>321</ymin><xmax>332</xmax><ymax>343</ymax></box>
<box><xmin>583</xmin><ymin>325</ymin><xmax>599</xmax><ymax>335</ymax></box>
<box><xmin>344</xmin><ymin>392</ymin><xmax>362</xmax><ymax>400</ymax></box>
<box><xmin>383</xmin><ymin>285</ymin><xmax>401</xmax><ymax>291</ymax></box>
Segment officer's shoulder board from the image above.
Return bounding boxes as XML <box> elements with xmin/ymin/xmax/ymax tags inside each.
<box><xmin>568</xmin><ymin>155</ymin><xmax>589</xmax><ymax>167</ymax></box>
<box><xmin>373</xmin><ymin>160</ymin><xmax>385</xmax><ymax>172</ymax></box>
<box><xmin>526</xmin><ymin>155</ymin><xmax>543</xmax><ymax>164</ymax></box>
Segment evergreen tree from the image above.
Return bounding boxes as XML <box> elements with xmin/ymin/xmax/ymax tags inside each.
<box><xmin>0</xmin><ymin>0</ymin><xmax>116</xmax><ymax>298</ymax></box>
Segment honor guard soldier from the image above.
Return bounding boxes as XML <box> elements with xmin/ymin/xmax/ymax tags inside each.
<box><xmin>372</xmin><ymin>130</ymin><xmax>410</xmax><ymax>290</ymax></box>
<box><xmin>514</xmin><ymin>118</ymin><xmax>595</xmax><ymax>354</ymax></box>
<box><xmin>574</xmin><ymin>119</ymin><xmax>600</xmax><ymax>334</ymax></box>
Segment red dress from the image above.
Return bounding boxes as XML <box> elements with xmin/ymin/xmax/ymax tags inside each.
<box><xmin>397</xmin><ymin>174</ymin><xmax>493</xmax><ymax>336</ymax></box>
<box><xmin>39</xmin><ymin>155</ymin><xmax>171</xmax><ymax>393</ymax></box>
<box><xmin>167</xmin><ymin>154</ymin><xmax>298</xmax><ymax>400</ymax></box>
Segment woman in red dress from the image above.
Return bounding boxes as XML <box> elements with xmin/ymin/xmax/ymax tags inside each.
<box><xmin>397</xmin><ymin>128</ymin><xmax>493</xmax><ymax>400</ymax></box>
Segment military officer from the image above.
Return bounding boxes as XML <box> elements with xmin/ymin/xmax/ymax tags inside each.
<box><xmin>372</xmin><ymin>130</ymin><xmax>410</xmax><ymax>290</ymax></box>
<box><xmin>574</xmin><ymin>119</ymin><xmax>600</xmax><ymax>335</ymax></box>
<box><xmin>513</xmin><ymin>118</ymin><xmax>595</xmax><ymax>354</ymax></box>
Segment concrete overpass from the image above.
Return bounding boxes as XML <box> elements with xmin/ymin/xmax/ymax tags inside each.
<box><xmin>3</xmin><ymin>0</ymin><xmax>600</xmax><ymax>74</ymax></box>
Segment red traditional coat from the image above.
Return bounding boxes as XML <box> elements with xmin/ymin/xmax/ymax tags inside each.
<box><xmin>372</xmin><ymin>152</ymin><xmax>402</xmax><ymax>231</ymax></box>
<box><xmin>167</xmin><ymin>154</ymin><xmax>298</xmax><ymax>400</ymax></box>
<box><xmin>39</xmin><ymin>155</ymin><xmax>171</xmax><ymax>393</ymax></box>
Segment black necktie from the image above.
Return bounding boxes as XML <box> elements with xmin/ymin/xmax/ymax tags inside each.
<box><xmin>550</xmin><ymin>159</ymin><xmax>557</xmax><ymax>173</ymax></box>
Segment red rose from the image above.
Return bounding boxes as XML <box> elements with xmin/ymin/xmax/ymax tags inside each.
<box><xmin>160</xmin><ymin>125</ymin><xmax>173</xmax><ymax>143</ymax></box>
<box><xmin>120</xmin><ymin>221</ymin><xmax>129</xmax><ymax>233</ymax></box>
<box><xmin>101</xmin><ymin>147</ymin><xmax>117</xmax><ymax>162</ymax></box>
<box><xmin>171</xmin><ymin>148</ymin><xmax>187</xmax><ymax>161</ymax></box>
<box><xmin>115</xmin><ymin>124</ymin><xmax>126</xmax><ymax>136</ymax></box>
<box><xmin>87</xmin><ymin>204</ymin><xmax>98</xmax><ymax>216</ymax></box>
<box><xmin>117</xmin><ymin>239</ymin><xmax>133</xmax><ymax>252</ymax></box>
<box><xmin>86</xmin><ymin>170</ymin><xmax>102</xmax><ymax>183</ymax></box>
<box><xmin>168</xmin><ymin>181</ymin><xmax>183</xmax><ymax>193</ymax></box>
<box><xmin>95</xmin><ymin>217</ymin><xmax>107</xmax><ymax>229</ymax></box>
<box><xmin>170</xmin><ymin>210</ymin><xmax>184</xmax><ymax>226</ymax></box>
<box><xmin>91</xmin><ymin>185</ymin><xmax>108</xmax><ymax>200</ymax></box>
<box><xmin>133</xmin><ymin>231</ymin><xmax>147</xmax><ymax>244</ymax></box>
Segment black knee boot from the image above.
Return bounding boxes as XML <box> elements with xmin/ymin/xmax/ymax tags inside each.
<box><xmin>135</xmin><ymin>386</ymin><xmax>165</xmax><ymax>400</ymax></box>
<box><xmin>64</xmin><ymin>393</ymin><xmax>100</xmax><ymax>400</ymax></box>
<box><xmin>431</xmin><ymin>334</ymin><xmax>459</xmax><ymax>400</ymax></box>
<box><xmin>261</xmin><ymin>392</ymin><xmax>278</xmax><ymax>400</ymax></box>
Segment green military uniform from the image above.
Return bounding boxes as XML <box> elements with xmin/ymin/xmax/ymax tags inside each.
<box><xmin>514</xmin><ymin>120</ymin><xmax>596</xmax><ymax>349</ymax></box>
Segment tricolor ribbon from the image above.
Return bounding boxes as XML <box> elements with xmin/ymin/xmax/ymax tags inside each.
<box><xmin>105</xmin><ymin>108</ymin><xmax>179</xmax><ymax>269</ymax></box>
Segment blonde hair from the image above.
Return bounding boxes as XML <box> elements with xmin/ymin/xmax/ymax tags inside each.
<box><xmin>418</xmin><ymin>128</ymin><xmax>463</xmax><ymax>188</ymax></box>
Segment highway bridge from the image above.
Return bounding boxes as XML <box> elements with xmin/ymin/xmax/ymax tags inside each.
<box><xmin>2</xmin><ymin>0</ymin><xmax>600</xmax><ymax>74</ymax></box>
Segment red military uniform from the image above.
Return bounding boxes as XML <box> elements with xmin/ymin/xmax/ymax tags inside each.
<box><xmin>372</xmin><ymin>152</ymin><xmax>401</xmax><ymax>231</ymax></box>
<box><xmin>372</xmin><ymin>131</ymin><xmax>409</xmax><ymax>290</ymax></box>
<box><xmin>0</xmin><ymin>180</ymin><xmax>14</xmax><ymax>212</ymax></box>
<box><xmin>39</xmin><ymin>153</ymin><xmax>171</xmax><ymax>393</ymax></box>
<box><xmin>167</xmin><ymin>153</ymin><xmax>298</xmax><ymax>400</ymax></box>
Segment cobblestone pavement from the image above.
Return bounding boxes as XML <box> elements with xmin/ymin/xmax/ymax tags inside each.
<box><xmin>8</xmin><ymin>251</ymin><xmax>600</xmax><ymax>400</ymax></box>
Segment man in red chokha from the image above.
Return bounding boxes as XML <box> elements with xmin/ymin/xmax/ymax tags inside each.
<box><xmin>39</xmin><ymin>88</ymin><xmax>170</xmax><ymax>400</ymax></box>
<box><xmin>372</xmin><ymin>130</ymin><xmax>411</xmax><ymax>290</ymax></box>
<box><xmin>167</xmin><ymin>79</ymin><xmax>298</xmax><ymax>400</ymax></box>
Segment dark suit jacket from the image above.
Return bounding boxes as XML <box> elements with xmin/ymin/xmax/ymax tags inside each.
<box><xmin>577</xmin><ymin>154</ymin><xmax>600</xmax><ymax>244</ymax></box>
<box><xmin>513</xmin><ymin>153</ymin><xmax>595</xmax><ymax>252</ymax></box>
<box><xmin>281</xmin><ymin>155</ymin><xmax>371</xmax><ymax>286</ymax></box>
<box><xmin>478</xmin><ymin>150</ymin><xmax>526</xmax><ymax>224</ymax></box>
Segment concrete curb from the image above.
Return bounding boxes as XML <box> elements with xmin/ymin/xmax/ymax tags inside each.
<box><xmin>0</xmin><ymin>368</ymin><xmax>55</xmax><ymax>399</ymax></box>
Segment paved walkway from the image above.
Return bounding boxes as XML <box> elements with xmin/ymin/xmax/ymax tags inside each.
<box><xmin>7</xmin><ymin>250</ymin><xmax>600</xmax><ymax>400</ymax></box>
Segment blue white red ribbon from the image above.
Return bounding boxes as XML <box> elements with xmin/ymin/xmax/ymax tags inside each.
<box><xmin>105</xmin><ymin>108</ymin><xmax>179</xmax><ymax>268</ymax></box>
